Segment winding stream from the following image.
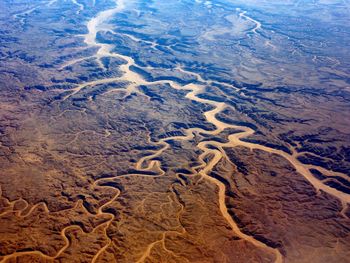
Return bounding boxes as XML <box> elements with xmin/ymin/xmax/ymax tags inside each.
<box><xmin>2</xmin><ymin>0</ymin><xmax>350</xmax><ymax>262</ymax></box>
<box><xmin>62</xmin><ymin>1</ymin><xmax>350</xmax><ymax>261</ymax></box>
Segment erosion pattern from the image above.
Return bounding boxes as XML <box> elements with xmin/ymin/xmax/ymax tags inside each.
<box><xmin>0</xmin><ymin>0</ymin><xmax>350</xmax><ymax>262</ymax></box>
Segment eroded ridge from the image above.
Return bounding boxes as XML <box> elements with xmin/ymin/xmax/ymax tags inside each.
<box><xmin>1</xmin><ymin>0</ymin><xmax>350</xmax><ymax>262</ymax></box>
<box><xmin>62</xmin><ymin>0</ymin><xmax>349</xmax><ymax>260</ymax></box>
<box><xmin>70</xmin><ymin>0</ymin><xmax>350</xmax><ymax>205</ymax></box>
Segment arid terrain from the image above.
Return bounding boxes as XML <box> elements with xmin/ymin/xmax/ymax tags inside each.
<box><xmin>0</xmin><ymin>0</ymin><xmax>350</xmax><ymax>262</ymax></box>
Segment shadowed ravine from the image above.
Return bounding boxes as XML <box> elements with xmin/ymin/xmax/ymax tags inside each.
<box><xmin>1</xmin><ymin>0</ymin><xmax>350</xmax><ymax>262</ymax></box>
